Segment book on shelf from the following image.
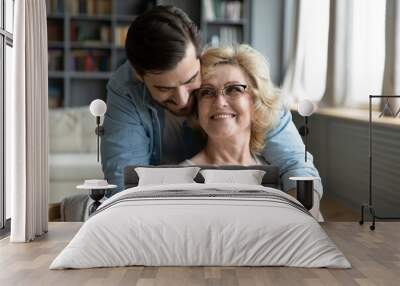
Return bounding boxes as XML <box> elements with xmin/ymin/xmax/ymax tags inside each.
<box><xmin>114</xmin><ymin>25</ymin><xmax>129</xmax><ymax>47</ymax></box>
<box><xmin>46</xmin><ymin>0</ymin><xmax>64</xmax><ymax>14</ymax></box>
<box><xmin>97</xmin><ymin>0</ymin><xmax>112</xmax><ymax>15</ymax></box>
<box><xmin>87</xmin><ymin>0</ymin><xmax>96</xmax><ymax>15</ymax></box>
<box><xmin>70</xmin><ymin>50</ymin><xmax>110</xmax><ymax>72</ymax></box>
<box><xmin>70</xmin><ymin>22</ymin><xmax>111</xmax><ymax>44</ymax></box>
<box><xmin>100</xmin><ymin>26</ymin><xmax>111</xmax><ymax>43</ymax></box>
<box><xmin>47</xmin><ymin>21</ymin><xmax>64</xmax><ymax>41</ymax></box>
<box><xmin>203</xmin><ymin>0</ymin><xmax>243</xmax><ymax>21</ymax></box>
<box><xmin>203</xmin><ymin>0</ymin><xmax>215</xmax><ymax>20</ymax></box>
<box><xmin>219</xmin><ymin>27</ymin><xmax>241</xmax><ymax>44</ymax></box>
<box><xmin>68</xmin><ymin>0</ymin><xmax>112</xmax><ymax>16</ymax></box>
<box><xmin>221</xmin><ymin>1</ymin><xmax>242</xmax><ymax>21</ymax></box>
<box><xmin>48</xmin><ymin>49</ymin><xmax>64</xmax><ymax>71</ymax></box>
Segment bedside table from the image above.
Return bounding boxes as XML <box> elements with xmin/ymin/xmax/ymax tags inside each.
<box><xmin>77</xmin><ymin>180</ymin><xmax>116</xmax><ymax>215</ymax></box>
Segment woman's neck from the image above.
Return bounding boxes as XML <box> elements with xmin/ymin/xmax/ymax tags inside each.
<box><xmin>193</xmin><ymin>134</ymin><xmax>256</xmax><ymax>166</ymax></box>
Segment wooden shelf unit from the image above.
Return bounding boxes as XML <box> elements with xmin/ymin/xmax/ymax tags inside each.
<box><xmin>46</xmin><ymin>0</ymin><xmax>154</xmax><ymax>109</ymax></box>
<box><xmin>46</xmin><ymin>0</ymin><xmax>252</xmax><ymax>109</ymax></box>
<box><xmin>201</xmin><ymin>0</ymin><xmax>251</xmax><ymax>46</ymax></box>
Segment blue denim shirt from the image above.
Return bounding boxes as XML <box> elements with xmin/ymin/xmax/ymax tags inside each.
<box><xmin>101</xmin><ymin>61</ymin><xmax>323</xmax><ymax>197</ymax></box>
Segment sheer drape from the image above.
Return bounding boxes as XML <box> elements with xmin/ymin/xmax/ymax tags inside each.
<box><xmin>381</xmin><ymin>0</ymin><xmax>400</xmax><ymax>114</ymax></box>
<box><xmin>284</xmin><ymin>0</ymin><xmax>387</xmax><ymax>108</ymax></box>
<box><xmin>281</xmin><ymin>0</ymin><xmax>329</xmax><ymax>104</ymax></box>
<box><xmin>7</xmin><ymin>0</ymin><xmax>49</xmax><ymax>242</ymax></box>
<box><xmin>322</xmin><ymin>0</ymin><xmax>386</xmax><ymax>108</ymax></box>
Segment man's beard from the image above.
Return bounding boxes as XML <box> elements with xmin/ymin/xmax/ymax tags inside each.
<box><xmin>165</xmin><ymin>96</ymin><xmax>194</xmax><ymax>117</ymax></box>
<box><xmin>167</xmin><ymin>105</ymin><xmax>192</xmax><ymax>116</ymax></box>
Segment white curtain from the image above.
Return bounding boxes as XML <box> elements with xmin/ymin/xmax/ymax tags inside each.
<box><xmin>322</xmin><ymin>0</ymin><xmax>386</xmax><ymax>108</ymax></box>
<box><xmin>381</xmin><ymin>0</ymin><xmax>400</xmax><ymax>114</ymax></box>
<box><xmin>281</xmin><ymin>0</ymin><xmax>330</xmax><ymax>104</ymax></box>
<box><xmin>7</xmin><ymin>0</ymin><xmax>49</xmax><ymax>242</ymax></box>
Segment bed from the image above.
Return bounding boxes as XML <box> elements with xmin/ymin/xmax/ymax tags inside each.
<box><xmin>50</xmin><ymin>165</ymin><xmax>350</xmax><ymax>269</ymax></box>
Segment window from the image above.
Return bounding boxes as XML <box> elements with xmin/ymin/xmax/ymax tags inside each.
<box><xmin>1</xmin><ymin>0</ymin><xmax>14</xmax><ymax>232</ymax></box>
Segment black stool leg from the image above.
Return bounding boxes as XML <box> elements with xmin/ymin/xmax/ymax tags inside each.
<box><xmin>88</xmin><ymin>189</ymin><xmax>105</xmax><ymax>216</ymax></box>
<box><xmin>359</xmin><ymin>204</ymin><xmax>365</xmax><ymax>225</ymax></box>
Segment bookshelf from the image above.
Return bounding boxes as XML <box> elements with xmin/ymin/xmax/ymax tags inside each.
<box><xmin>46</xmin><ymin>0</ymin><xmax>154</xmax><ymax>108</ymax></box>
<box><xmin>201</xmin><ymin>0</ymin><xmax>251</xmax><ymax>46</ymax></box>
<box><xmin>46</xmin><ymin>0</ymin><xmax>252</xmax><ymax>108</ymax></box>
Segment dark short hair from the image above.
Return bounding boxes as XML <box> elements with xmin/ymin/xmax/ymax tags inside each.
<box><xmin>125</xmin><ymin>5</ymin><xmax>201</xmax><ymax>76</ymax></box>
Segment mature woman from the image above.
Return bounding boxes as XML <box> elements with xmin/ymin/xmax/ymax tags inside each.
<box><xmin>181</xmin><ymin>44</ymin><xmax>322</xmax><ymax>220</ymax></box>
<box><xmin>181</xmin><ymin>44</ymin><xmax>280</xmax><ymax>166</ymax></box>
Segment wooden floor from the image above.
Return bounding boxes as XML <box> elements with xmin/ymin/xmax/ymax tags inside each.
<box><xmin>320</xmin><ymin>195</ymin><xmax>360</xmax><ymax>221</ymax></box>
<box><xmin>1</xmin><ymin>221</ymin><xmax>399</xmax><ymax>286</ymax></box>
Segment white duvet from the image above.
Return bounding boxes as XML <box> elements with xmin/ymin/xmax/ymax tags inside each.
<box><xmin>50</xmin><ymin>183</ymin><xmax>350</xmax><ymax>269</ymax></box>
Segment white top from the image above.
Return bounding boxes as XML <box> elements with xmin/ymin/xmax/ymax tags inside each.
<box><xmin>180</xmin><ymin>154</ymin><xmax>267</xmax><ymax>166</ymax></box>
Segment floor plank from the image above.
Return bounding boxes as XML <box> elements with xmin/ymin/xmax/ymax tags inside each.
<box><xmin>1</xmin><ymin>222</ymin><xmax>400</xmax><ymax>285</ymax></box>
<box><xmin>320</xmin><ymin>195</ymin><xmax>359</xmax><ymax>221</ymax></box>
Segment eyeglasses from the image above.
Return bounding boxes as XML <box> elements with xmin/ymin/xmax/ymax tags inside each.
<box><xmin>195</xmin><ymin>84</ymin><xmax>247</xmax><ymax>101</ymax></box>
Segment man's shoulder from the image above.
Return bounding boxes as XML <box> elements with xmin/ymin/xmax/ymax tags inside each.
<box><xmin>108</xmin><ymin>60</ymin><xmax>144</xmax><ymax>95</ymax></box>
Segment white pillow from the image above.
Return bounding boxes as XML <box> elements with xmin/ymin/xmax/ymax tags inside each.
<box><xmin>200</xmin><ymin>169</ymin><xmax>266</xmax><ymax>185</ymax></box>
<box><xmin>135</xmin><ymin>167</ymin><xmax>200</xmax><ymax>186</ymax></box>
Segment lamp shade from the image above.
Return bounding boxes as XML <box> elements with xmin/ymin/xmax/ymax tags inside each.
<box><xmin>297</xmin><ymin>99</ymin><xmax>315</xmax><ymax>117</ymax></box>
<box><xmin>89</xmin><ymin>99</ymin><xmax>107</xmax><ymax>117</ymax></box>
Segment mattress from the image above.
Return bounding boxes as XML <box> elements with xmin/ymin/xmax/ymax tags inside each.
<box><xmin>50</xmin><ymin>183</ymin><xmax>350</xmax><ymax>269</ymax></box>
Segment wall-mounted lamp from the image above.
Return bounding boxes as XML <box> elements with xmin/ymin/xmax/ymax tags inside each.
<box><xmin>89</xmin><ymin>99</ymin><xmax>107</xmax><ymax>162</ymax></box>
<box><xmin>289</xmin><ymin>99</ymin><xmax>317</xmax><ymax>211</ymax></box>
<box><xmin>76</xmin><ymin>100</ymin><xmax>115</xmax><ymax>216</ymax></box>
<box><xmin>297</xmin><ymin>99</ymin><xmax>316</xmax><ymax>162</ymax></box>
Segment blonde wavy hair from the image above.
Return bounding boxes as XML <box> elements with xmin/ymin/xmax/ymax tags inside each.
<box><xmin>193</xmin><ymin>44</ymin><xmax>280</xmax><ymax>154</ymax></box>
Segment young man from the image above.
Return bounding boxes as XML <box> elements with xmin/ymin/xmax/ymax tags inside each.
<box><xmin>101</xmin><ymin>5</ymin><xmax>323</xmax><ymax>199</ymax></box>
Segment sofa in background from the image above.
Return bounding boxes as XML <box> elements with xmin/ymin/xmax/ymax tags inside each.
<box><xmin>49</xmin><ymin>106</ymin><xmax>103</xmax><ymax>204</ymax></box>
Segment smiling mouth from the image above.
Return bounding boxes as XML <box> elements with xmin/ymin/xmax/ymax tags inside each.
<box><xmin>210</xmin><ymin>113</ymin><xmax>236</xmax><ymax>119</ymax></box>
